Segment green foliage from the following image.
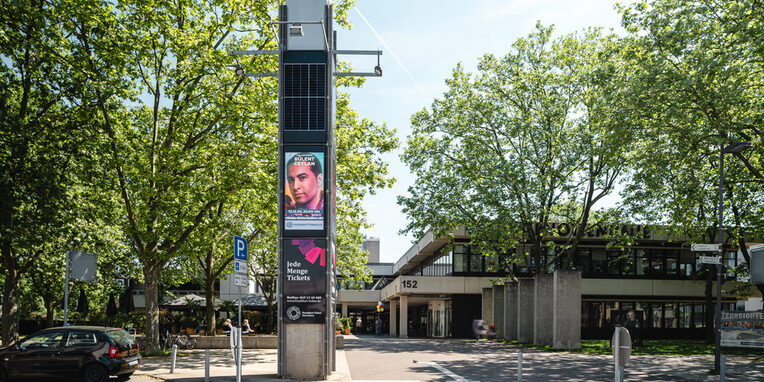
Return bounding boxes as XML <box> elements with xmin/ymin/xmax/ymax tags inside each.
<box><xmin>400</xmin><ymin>24</ymin><xmax>632</xmax><ymax>275</ymax></box>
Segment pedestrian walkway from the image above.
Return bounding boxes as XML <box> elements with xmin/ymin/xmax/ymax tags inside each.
<box><xmin>133</xmin><ymin>348</ymin><xmax>351</xmax><ymax>382</ymax></box>
<box><xmin>131</xmin><ymin>336</ymin><xmax>764</xmax><ymax>381</ymax></box>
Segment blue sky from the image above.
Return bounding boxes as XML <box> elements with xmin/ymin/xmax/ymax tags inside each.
<box><xmin>334</xmin><ymin>0</ymin><xmax>633</xmax><ymax>263</ymax></box>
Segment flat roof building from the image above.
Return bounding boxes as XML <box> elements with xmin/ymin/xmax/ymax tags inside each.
<box><xmin>338</xmin><ymin>225</ymin><xmax>760</xmax><ymax>340</ymax></box>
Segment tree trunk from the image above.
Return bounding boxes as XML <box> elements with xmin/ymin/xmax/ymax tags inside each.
<box><xmin>1</xmin><ymin>267</ymin><xmax>20</xmax><ymax>345</ymax></box>
<box><xmin>143</xmin><ymin>262</ymin><xmax>162</xmax><ymax>352</ymax></box>
<box><xmin>705</xmin><ymin>266</ymin><xmax>714</xmax><ymax>344</ymax></box>
<box><xmin>205</xmin><ymin>274</ymin><xmax>216</xmax><ymax>336</ymax></box>
<box><xmin>44</xmin><ymin>301</ymin><xmax>56</xmax><ymax>328</ymax></box>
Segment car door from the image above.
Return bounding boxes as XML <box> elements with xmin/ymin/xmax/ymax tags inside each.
<box><xmin>5</xmin><ymin>330</ymin><xmax>65</xmax><ymax>379</ymax></box>
<box><xmin>59</xmin><ymin>330</ymin><xmax>102</xmax><ymax>377</ymax></box>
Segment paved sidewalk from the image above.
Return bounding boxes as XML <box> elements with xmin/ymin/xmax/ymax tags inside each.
<box><xmin>133</xmin><ymin>348</ymin><xmax>351</xmax><ymax>382</ymax></box>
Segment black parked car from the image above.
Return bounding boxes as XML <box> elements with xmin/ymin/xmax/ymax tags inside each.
<box><xmin>0</xmin><ymin>326</ymin><xmax>140</xmax><ymax>382</ymax></box>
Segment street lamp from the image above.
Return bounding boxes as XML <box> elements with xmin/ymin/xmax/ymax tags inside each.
<box><xmin>715</xmin><ymin>140</ymin><xmax>752</xmax><ymax>372</ymax></box>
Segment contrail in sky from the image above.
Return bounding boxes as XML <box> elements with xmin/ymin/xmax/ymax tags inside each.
<box><xmin>354</xmin><ymin>6</ymin><xmax>425</xmax><ymax>94</ymax></box>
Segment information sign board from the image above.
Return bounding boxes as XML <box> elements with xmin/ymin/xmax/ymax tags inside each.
<box><xmin>234</xmin><ymin>274</ymin><xmax>248</xmax><ymax>287</ymax></box>
<box><xmin>699</xmin><ymin>256</ymin><xmax>721</xmax><ymax>265</ymax></box>
<box><xmin>691</xmin><ymin>244</ymin><xmax>721</xmax><ymax>252</ymax></box>
<box><xmin>234</xmin><ymin>260</ymin><xmax>247</xmax><ymax>275</ymax></box>
<box><xmin>721</xmin><ymin>311</ymin><xmax>764</xmax><ymax>348</ymax></box>
<box><xmin>282</xmin><ymin>239</ymin><xmax>327</xmax><ymax>323</ymax></box>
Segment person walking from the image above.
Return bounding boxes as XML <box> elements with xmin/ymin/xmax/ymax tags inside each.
<box><xmin>472</xmin><ymin>319</ymin><xmax>487</xmax><ymax>344</ymax></box>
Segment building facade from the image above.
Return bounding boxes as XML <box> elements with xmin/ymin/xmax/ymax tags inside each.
<box><xmin>338</xmin><ymin>226</ymin><xmax>759</xmax><ymax>340</ymax></box>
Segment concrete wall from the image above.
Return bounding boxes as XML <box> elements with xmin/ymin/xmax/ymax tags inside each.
<box><xmin>533</xmin><ymin>274</ymin><xmax>553</xmax><ymax>346</ymax></box>
<box><xmin>553</xmin><ymin>270</ymin><xmax>582</xmax><ymax>350</ymax></box>
<box><xmin>380</xmin><ymin>276</ymin><xmax>494</xmax><ymax>301</ymax></box>
<box><xmin>582</xmin><ymin>278</ymin><xmax>706</xmax><ymax>297</ymax></box>
<box><xmin>482</xmin><ymin>288</ymin><xmax>494</xmax><ymax>326</ymax></box>
<box><xmin>285</xmin><ymin>324</ymin><xmax>323</xmax><ymax>380</ymax></box>
<box><xmin>492</xmin><ymin>285</ymin><xmax>505</xmax><ymax>338</ymax></box>
<box><xmin>517</xmin><ymin>278</ymin><xmax>534</xmax><ymax>343</ymax></box>
<box><xmin>504</xmin><ymin>282</ymin><xmax>518</xmax><ymax>341</ymax></box>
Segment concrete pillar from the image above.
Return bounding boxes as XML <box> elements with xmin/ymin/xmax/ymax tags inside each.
<box><xmin>553</xmin><ymin>269</ymin><xmax>582</xmax><ymax>349</ymax></box>
<box><xmin>493</xmin><ymin>285</ymin><xmax>505</xmax><ymax>339</ymax></box>
<box><xmin>504</xmin><ymin>282</ymin><xmax>518</xmax><ymax>341</ymax></box>
<box><xmin>399</xmin><ymin>295</ymin><xmax>408</xmax><ymax>338</ymax></box>
<box><xmin>285</xmin><ymin>324</ymin><xmax>323</xmax><ymax>380</ymax></box>
<box><xmin>533</xmin><ymin>274</ymin><xmax>553</xmax><ymax>346</ymax></box>
<box><xmin>517</xmin><ymin>278</ymin><xmax>534</xmax><ymax>343</ymax></box>
<box><xmin>390</xmin><ymin>300</ymin><xmax>397</xmax><ymax>336</ymax></box>
<box><xmin>341</xmin><ymin>303</ymin><xmax>348</xmax><ymax>318</ymax></box>
<box><xmin>482</xmin><ymin>288</ymin><xmax>494</xmax><ymax>325</ymax></box>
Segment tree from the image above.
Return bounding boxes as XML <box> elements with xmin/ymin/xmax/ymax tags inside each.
<box><xmin>617</xmin><ymin>0</ymin><xmax>764</xmax><ymax>342</ymax></box>
<box><xmin>0</xmin><ymin>0</ymin><xmax>103</xmax><ymax>343</ymax></box>
<box><xmin>399</xmin><ymin>24</ymin><xmax>632</xmax><ymax>276</ymax></box>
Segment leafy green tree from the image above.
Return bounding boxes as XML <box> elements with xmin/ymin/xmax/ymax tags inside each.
<box><xmin>618</xmin><ymin>0</ymin><xmax>764</xmax><ymax>342</ymax></box>
<box><xmin>399</xmin><ymin>24</ymin><xmax>632</xmax><ymax>275</ymax></box>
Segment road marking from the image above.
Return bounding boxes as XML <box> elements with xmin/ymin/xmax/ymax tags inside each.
<box><xmin>415</xmin><ymin>361</ymin><xmax>477</xmax><ymax>382</ymax></box>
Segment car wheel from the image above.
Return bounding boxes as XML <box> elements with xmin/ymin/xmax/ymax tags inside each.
<box><xmin>83</xmin><ymin>363</ymin><xmax>108</xmax><ymax>382</ymax></box>
<box><xmin>117</xmin><ymin>372</ymin><xmax>134</xmax><ymax>381</ymax></box>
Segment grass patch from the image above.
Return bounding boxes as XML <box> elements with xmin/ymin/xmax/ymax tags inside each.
<box><xmin>498</xmin><ymin>339</ymin><xmax>764</xmax><ymax>357</ymax></box>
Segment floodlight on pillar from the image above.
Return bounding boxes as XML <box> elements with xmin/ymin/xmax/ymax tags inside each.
<box><xmin>374</xmin><ymin>65</ymin><xmax>382</xmax><ymax>76</ymax></box>
<box><xmin>289</xmin><ymin>23</ymin><xmax>303</xmax><ymax>37</ymax></box>
<box><xmin>723</xmin><ymin>141</ymin><xmax>752</xmax><ymax>153</ymax></box>
<box><xmin>234</xmin><ymin>62</ymin><xmax>244</xmax><ymax>77</ymax></box>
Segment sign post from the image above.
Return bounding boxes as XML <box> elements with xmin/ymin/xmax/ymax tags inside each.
<box><xmin>233</xmin><ymin>236</ymin><xmax>247</xmax><ymax>382</ymax></box>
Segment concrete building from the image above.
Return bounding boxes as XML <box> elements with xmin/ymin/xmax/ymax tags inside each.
<box><xmin>338</xmin><ymin>225</ymin><xmax>760</xmax><ymax>340</ymax></box>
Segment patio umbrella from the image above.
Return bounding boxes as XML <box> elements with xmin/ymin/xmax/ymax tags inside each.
<box><xmin>76</xmin><ymin>288</ymin><xmax>89</xmax><ymax>315</ymax></box>
<box><xmin>123</xmin><ymin>292</ymin><xmax>134</xmax><ymax>314</ymax></box>
<box><xmin>106</xmin><ymin>293</ymin><xmax>118</xmax><ymax>318</ymax></box>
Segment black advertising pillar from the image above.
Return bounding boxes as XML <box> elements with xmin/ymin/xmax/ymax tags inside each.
<box><xmin>277</xmin><ymin>0</ymin><xmax>336</xmax><ymax>379</ymax></box>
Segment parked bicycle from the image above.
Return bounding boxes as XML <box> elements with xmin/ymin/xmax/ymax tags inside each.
<box><xmin>161</xmin><ymin>331</ymin><xmax>197</xmax><ymax>350</ymax></box>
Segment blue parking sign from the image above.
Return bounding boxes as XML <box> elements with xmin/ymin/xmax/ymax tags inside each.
<box><xmin>234</xmin><ymin>236</ymin><xmax>247</xmax><ymax>261</ymax></box>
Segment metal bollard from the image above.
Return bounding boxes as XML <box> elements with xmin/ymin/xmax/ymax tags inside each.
<box><xmin>517</xmin><ymin>349</ymin><xmax>523</xmax><ymax>382</ymax></box>
<box><xmin>720</xmin><ymin>354</ymin><xmax>726</xmax><ymax>382</ymax></box>
<box><xmin>170</xmin><ymin>344</ymin><xmax>177</xmax><ymax>373</ymax></box>
<box><xmin>205</xmin><ymin>348</ymin><xmax>210</xmax><ymax>382</ymax></box>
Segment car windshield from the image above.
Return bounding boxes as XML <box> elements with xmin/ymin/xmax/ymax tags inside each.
<box><xmin>105</xmin><ymin>329</ymin><xmax>135</xmax><ymax>346</ymax></box>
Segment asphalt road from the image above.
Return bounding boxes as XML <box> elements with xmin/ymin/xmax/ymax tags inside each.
<box><xmin>343</xmin><ymin>335</ymin><xmax>764</xmax><ymax>382</ymax></box>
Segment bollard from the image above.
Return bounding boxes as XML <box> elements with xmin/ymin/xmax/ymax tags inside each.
<box><xmin>205</xmin><ymin>348</ymin><xmax>210</xmax><ymax>382</ymax></box>
<box><xmin>720</xmin><ymin>354</ymin><xmax>726</xmax><ymax>382</ymax></box>
<box><xmin>170</xmin><ymin>344</ymin><xmax>177</xmax><ymax>373</ymax></box>
<box><xmin>517</xmin><ymin>349</ymin><xmax>523</xmax><ymax>382</ymax></box>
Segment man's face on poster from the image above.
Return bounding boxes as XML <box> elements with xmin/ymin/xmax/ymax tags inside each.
<box><xmin>287</xmin><ymin>160</ymin><xmax>322</xmax><ymax>209</ymax></box>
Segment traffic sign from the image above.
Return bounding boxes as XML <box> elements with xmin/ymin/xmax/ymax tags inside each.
<box><xmin>234</xmin><ymin>260</ymin><xmax>247</xmax><ymax>274</ymax></box>
<box><xmin>234</xmin><ymin>236</ymin><xmax>248</xmax><ymax>261</ymax></box>
<box><xmin>234</xmin><ymin>274</ymin><xmax>248</xmax><ymax>287</ymax></box>
<box><xmin>699</xmin><ymin>255</ymin><xmax>721</xmax><ymax>265</ymax></box>
<box><xmin>691</xmin><ymin>244</ymin><xmax>721</xmax><ymax>252</ymax></box>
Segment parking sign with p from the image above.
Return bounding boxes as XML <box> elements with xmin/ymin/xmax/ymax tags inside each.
<box><xmin>234</xmin><ymin>236</ymin><xmax>247</xmax><ymax>261</ymax></box>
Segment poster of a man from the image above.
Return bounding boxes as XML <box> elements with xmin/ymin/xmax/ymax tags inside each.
<box><xmin>284</xmin><ymin>151</ymin><xmax>324</xmax><ymax>230</ymax></box>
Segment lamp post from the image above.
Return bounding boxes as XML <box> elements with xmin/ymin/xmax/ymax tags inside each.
<box><xmin>716</xmin><ymin>141</ymin><xmax>752</xmax><ymax>372</ymax></box>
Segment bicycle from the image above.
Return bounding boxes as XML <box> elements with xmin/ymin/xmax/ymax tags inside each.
<box><xmin>171</xmin><ymin>333</ymin><xmax>197</xmax><ymax>350</ymax></box>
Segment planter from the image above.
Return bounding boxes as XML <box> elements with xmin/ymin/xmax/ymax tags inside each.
<box><xmin>343</xmin><ymin>328</ymin><xmax>350</xmax><ymax>335</ymax></box>
<box><xmin>335</xmin><ymin>330</ymin><xmax>340</xmax><ymax>335</ymax></box>
<box><xmin>217</xmin><ymin>329</ymin><xmax>224</xmax><ymax>334</ymax></box>
<box><xmin>186</xmin><ymin>328</ymin><xmax>196</xmax><ymax>335</ymax></box>
<box><xmin>179</xmin><ymin>328</ymin><xmax>186</xmax><ymax>334</ymax></box>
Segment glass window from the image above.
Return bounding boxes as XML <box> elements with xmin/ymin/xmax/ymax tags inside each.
<box><xmin>651</xmin><ymin>250</ymin><xmax>664</xmax><ymax>275</ymax></box>
<box><xmin>453</xmin><ymin>245</ymin><xmax>467</xmax><ymax>273</ymax></box>
<box><xmin>679</xmin><ymin>251</ymin><xmax>694</xmax><ymax>277</ymax></box>
<box><xmin>592</xmin><ymin>249</ymin><xmax>607</xmax><ymax>274</ymax></box>
<box><xmin>650</xmin><ymin>303</ymin><xmax>662</xmax><ymax>328</ymax></box>
<box><xmin>679</xmin><ymin>303</ymin><xmax>692</xmax><ymax>328</ymax></box>
<box><xmin>66</xmin><ymin>331</ymin><xmax>98</xmax><ymax>347</ymax></box>
<box><xmin>724</xmin><ymin>251</ymin><xmax>736</xmax><ymax>270</ymax></box>
<box><xmin>20</xmin><ymin>331</ymin><xmax>65</xmax><ymax>349</ymax></box>
<box><xmin>636</xmin><ymin>250</ymin><xmax>649</xmax><ymax>276</ymax></box>
<box><xmin>664</xmin><ymin>303</ymin><xmax>677</xmax><ymax>328</ymax></box>
<box><xmin>665</xmin><ymin>250</ymin><xmax>679</xmax><ymax>276</ymax></box>
<box><xmin>486</xmin><ymin>253</ymin><xmax>500</xmax><ymax>273</ymax></box>
<box><xmin>693</xmin><ymin>303</ymin><xmax>705</xmax><ymax>328</ymax></box>
<box><xmin>469</xmin><ymin>251</ymin><xmax>483</xmax><ymax>273</ymax></box>
<box><xmin>575</xmin><ymin>249</ymin><xmax>591</xmax><ymax>274</ymax></box>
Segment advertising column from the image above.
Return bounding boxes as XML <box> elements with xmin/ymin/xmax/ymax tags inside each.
<box><xmin>277</xmin><ymin>0</ymin><xmax>336</xmax><ymax>379</ymax></box>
